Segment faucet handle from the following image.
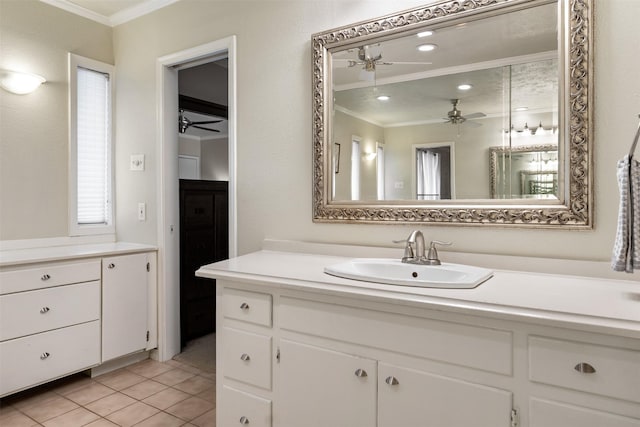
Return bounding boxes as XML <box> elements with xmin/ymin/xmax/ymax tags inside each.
<box><xmin>393</xmin><ymin>238</ymin><xmax>415</xmax><ymax>261</ymax></box>
<box><xmin>427</xmin><ymin>240</ymin><xmax>452</xmax><ymax>265</ymax></box>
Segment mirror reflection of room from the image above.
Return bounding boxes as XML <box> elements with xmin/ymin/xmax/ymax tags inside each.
<box><xmin>330</xmin><ymin>1</ymin><xmax>558</xmax><ymax>202</ymax></box>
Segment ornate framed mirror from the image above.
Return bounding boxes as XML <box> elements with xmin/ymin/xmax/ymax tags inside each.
<box><xmin>312</xmin><ymin>0</ymin><xmax>592</xmax><ymax>227</ymax></box>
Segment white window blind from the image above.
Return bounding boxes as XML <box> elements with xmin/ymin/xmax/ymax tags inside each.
<box><xmin>76</xmin><ymin>67</ymin><xmax>111</xmax><ymax>225</ymax></box>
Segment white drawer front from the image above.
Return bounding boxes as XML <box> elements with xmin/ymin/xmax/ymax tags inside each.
<box><xmin>529</xmin><ymin>336</ymin><xmax>640</xmax><ymax>403</ymax></box>
<box><xmin>280</xmin><ymin>297</ymin><xmax>513</xmax><ymax>375</ymax></box>
<box><xmin>0</xmin><ymin>260</ymin><xmax>101</xmax><ymax>295</ymax></box>
<box><xmin>223</xmin><ymin>288</ymin><xmax>272</xmax><ymax>327</ymax></box>
<box><xmin>222</xmin><ymin>327</ymin><xmax>272</xmax><ymax>389</ymax></box>
<box><xmin>220</xmin><ymin>386</ymin><xmax>271</xmax><ymax>427</ymax></box>
<box><xmin>0</xmin><ymin>281</ymin><xmax>100</xmax><ymax>341</ymax></box>
<box><xmin>0</xmin><ymin>321</ymin><xmax>100</xmax><ymax>397</ymax></box>
<box><xmin>530</xmin><ymin>398</ymin><xmax>640</xmax><ymax>427</ymax></box>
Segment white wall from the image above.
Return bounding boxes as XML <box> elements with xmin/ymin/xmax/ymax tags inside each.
<box><xmin>0</xmin><ymin>0</ymin><xmax>113</xmax><ymax>240</ymax></box>
<box><xmin>2</xmin><ymin>0</ymin><xmax>640</xmax><ymax>265</ymax></box>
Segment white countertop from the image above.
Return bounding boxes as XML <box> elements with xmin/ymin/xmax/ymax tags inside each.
<box><xmin>197</xmin><ymin>250</ymin><xmax>640</xmax><ymax>339</ymax></box>
<box><xmin>0</xmin><ymin>242</ymin><xmax>157</xmax><ymax>267</ymax></box>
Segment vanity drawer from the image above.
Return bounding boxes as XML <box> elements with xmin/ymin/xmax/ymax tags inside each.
<box><xmin>222</xmin><ymin>327</ymin><xmax>272</xmax><ymax>389</ymax></box>
<box><xmin>223</xmin><ymin>288</ymin><xmax>272</xmax><ymax>327</ymax></box>
<box><xmin>529</xmin><ymin>336</ymin><xmax>640</xmax><ymax>403</ymax></box>
<box><xmin>0</xmin><ymin>321</ymin><xmax>100</xmax><ymax>397</ymax></box>
<box><xmin>0</xmin><ymin>281</ymin><xmax>100</xmax><ymax>341</ymax></box>
<box><xmin>280</xmin><ymin>297</ymin><xmax>513</xmax><ymax>375</ymax></box>
<box><xmin>220</xmin><ymin>385</ymin><xmax>272</xmax><ymax>427</ymax></box>
<box><xmin>0</xmin><ymin>260</ymin><xmax>101</xmax><ymax>295</ymax></box>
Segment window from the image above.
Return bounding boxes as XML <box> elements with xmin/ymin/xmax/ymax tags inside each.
<box><xmin>69</xmin><ymin>54</ymin><xmax>115</xmax><ymax>236</ymax></box>
<box><xmin>351</xmin><ymin>137</ymin><xmax>360</xmax><ymax>200</ymax></box>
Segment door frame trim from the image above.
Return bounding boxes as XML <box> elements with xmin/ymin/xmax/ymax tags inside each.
<box><xmin>156</xmin><ymin>36</ymin><xmax>237</xmax><ymax>361</ymax></box>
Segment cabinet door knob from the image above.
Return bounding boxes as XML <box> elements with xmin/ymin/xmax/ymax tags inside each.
<box><xmin>107</xmin><ymin>263</ymin><xmax>115</xmax><ymax>269</ymax></box>
<box><xmin>40</xmin><ymin>307</ymin><xmax>50</xmax><ymax>314</ymax></box>
<box><xmin>574</xmin><ymin>362</ymin><xmax>596</xmax><ymax>374</ymax></box>
<box><xmin>354</xmin><ymin>368</ymin><xmax>368</xmax><ymax>378</ymax></box>
<box><xmin>40</xmin><ymin>352</ymin><xmax>50</xmax><ymax>360</ymax></box>
<box><xmin>385</xmin><ymin>376</ymin><xmax>400</xmax><ymax>386</ymax></box>
<box><xmin>240</xmin><ymin>302</ymin><xmax>250</xmax><ymax>310</ymax></box>
<box><xmin>240</xmin><ymin>353</ymin><xmax>251</xmax><ymax>362</ymax></box>
<box><xmin>239</xmin><ymin>416</ymin><xmax>249</xmax><ymax>424</ymax></box>
<box><xmin>41</xmin><ymin>274</ymin><xmax>51</xmax><ymax>281</ymax></box>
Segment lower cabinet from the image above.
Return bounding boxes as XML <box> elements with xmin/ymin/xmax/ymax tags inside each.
<box><xmin>102</xmin><ymin>253</ymin><xmax>151</xmax><ymax>362</ymax></box>
<box><xmin>278</xmin><ymin>339</ymin><xmax>512</xmax><ymax>427</ymax></box>
<box><xmin>217</xmin><ymin>283</ymin><xmax>640</xmax><ymax>427</ymax></box>
<box><xmin>278</xmin><ymin>340</ymin><xmax>377</xmax><ymax>427</ymax></box>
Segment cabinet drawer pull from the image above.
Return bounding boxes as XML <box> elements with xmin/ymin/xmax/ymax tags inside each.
<box><xmin>354</xmin><ymin>368</ymin><xmax>368</xmax><ymax>378</ymax></box>
<box><xmin>107</xmin><ymin>263</ymin><xmax>116</xmax><ymax>269</ymax></box>
<box><xmin>385</xmin><ymin>376</ymin><xmax>400</xmax><ymax>386</ymax></box>
<box><xmin>41</xmin><ymin>274</ymin><xmax>51</xmax><ymax>281</ymax></box>
<box><xmin>574</xmin><ymin>362</ymin><xmax>596</xmax><ymax>374</ymax></box>
<box><xmin>240</xmin><ymin>353</ymin><xmax>251</xmax><ymax>362</ymax></box>
<box><xmin>40</xmin><ymin>352</ymin><xmax>50</xmax><ymax>360</ymax></box>
<box><xmin>240</xmin><ymin>302</ymin><xmax>250</xmax><ymax>310</ymax></box>
<box><xmin>239</xmin><ymin>416</ymin><xmax>249</xmax><ymax>424</ymax></box>
<box><xmin>40</xmin><ymin>307</ymin><xmax>50</xmax><ymax>314</ymax></box>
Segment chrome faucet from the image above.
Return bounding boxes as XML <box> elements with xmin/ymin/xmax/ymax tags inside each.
<box><xmin>396</xmin><ymin>230</ymin><xmax>451</xmax><ymax>265</ymax></box>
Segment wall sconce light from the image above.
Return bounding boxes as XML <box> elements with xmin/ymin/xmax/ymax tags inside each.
<box><xmin>503</xmin><ymin>122</ymin><xmax>557</xmax><ymax>137</ymax></box>
<box><xmin>363</xmin><ymin>152</ymin><xmax>377</xmax><ymax>161</ymax></box>
<box><xmin>0</xmin><ymin>69</ymin><xmax>46</xmax><ymax>95</ymax></box>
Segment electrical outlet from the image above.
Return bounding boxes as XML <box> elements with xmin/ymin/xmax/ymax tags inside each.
<box><xmin>138</xmin><ymin>203</ymin><xmax>146</xmax><ymax>221</ymax></box>
<box><xmin>130</xmin><ymin>154</ymin><xmax>145</xmax><ymax>171</ymax></box>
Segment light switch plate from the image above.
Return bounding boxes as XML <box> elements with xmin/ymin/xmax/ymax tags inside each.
<box><xmin>130</xmin><ymin>154</ymin><xmax>145</xmax><ymax>171</ymax></box>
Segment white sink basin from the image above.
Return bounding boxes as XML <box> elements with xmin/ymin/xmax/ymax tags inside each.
<box><xmin>324</xmin><ymin>258</ymin><xmax>493</xmax><ymax>289</ymax></box>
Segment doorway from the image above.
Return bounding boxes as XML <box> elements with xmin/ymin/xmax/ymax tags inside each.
<box><xmin>157</xmin><ymin>37</ymin><xmax>237</xmax><ymax>361</ymax></box>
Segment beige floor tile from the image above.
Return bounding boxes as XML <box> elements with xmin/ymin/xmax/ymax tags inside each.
<box><xmin>166</xmin><ymin>396</ymin><xmax>214</xmax><ymax>421</ymax></box>
<box><xmin>172</xmin><ymin>376</ymin><xmax>215</xmax><ymax>396</ymax></box>
<box><xmin>63</xmin><ymin>382</ymin><xmax>115</xmax><ymax>406</ymax></box>
<box><xmin>126</xmin><ymin>360</ymin><xmax>173</xmax><ymax>378</ymax></box>
<box><xmin>195</xmin><ymin>387</ymin><xmax>215</xmax><ymax>404</ymax></box>
<box><xmin>19</xmin><ymin>394</ymin><xmax>79</xmax><ymax>423</ymax></box>
<box><xmin>95</xmin><ymin>370</ymin><xmax>147</xmax><ymax>391</ymax></box>
<box><xmin>48</xmin><ymin>374</ymin><xmax>95</xmax><ymax>396</ymax></box>
<box><xmin>42</xmin><ymin>407</ymin><xmax>99</xmax><ymax>427</ymax></box>
<box><xmin>84</xmin><ymin>419</ymin><xmax>120</xmax><ymax>427</ymax></box>
<box><xmin>151</xmin><ymin>368</ymin><xmax>195</xmax><ymax>386</ymax></box>
<box><xmin>191</xmin><ymin>408</ymin><xmax>215</xmax><ymax>427</ymax></box>
<box><xmin>0</xmin><ymin>408</ymin><xmax>40</xmax><ymax>426</ymax></box>
<box><xmin>106</xmin><ymin>401</ymin><xmax>159</xmax><ymax>427</ymax></box>
<box><xmin>133</xmin><ymin>411</ymin><xmax>185</xmax><ymax>427</ymax></box>
<box><xmin>142</xmin><ymin>387</ymin><xmax>190</xmax><ymax>410</ymax></box>
<box><xmin>85</xmin><ymin>392</ymin><xmax>137</xmax><ymax>417</ymax></box>
<box><xmin>9</xmin><ymin>390</ymin><xmax>57</xmax><ymax>410</ymax></box>
<box><xmin>120</xmin><ymin>380</ymin><xmax>167</xmax><ymax>400</ymax></box>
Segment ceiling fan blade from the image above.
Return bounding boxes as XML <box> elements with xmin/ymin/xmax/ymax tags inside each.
<box><xmin>464</xmin><ymin>112</ymin><xmax>486</xmax><ymax>119</ymax></box>
<box><xmin>192</xmin><ymin>125</ymin><xmax>220</xmax><ymax>132</ymax></box>
<box><xmin>191</xmin><ymin>120</ymin><xmax>222</xmax><ymax>125</ymax></box>
<box><xmin>385</xmin><ymin>61</ymin><xmax>433</xmax><ymax>65</ymax></box>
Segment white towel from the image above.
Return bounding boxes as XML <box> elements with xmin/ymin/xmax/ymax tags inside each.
<box><xmin>612</xmin><ymin>154</ymin><xmax>640</xmax><ymax>272</ymax></box>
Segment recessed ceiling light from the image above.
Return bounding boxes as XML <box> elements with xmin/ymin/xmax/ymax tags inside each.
<box><xmin>377</xmin><ymin>95</ymin><xmax>390</xmax><ymax>101</ymax></box>
<box><xmin>515</xmin><ymin>106</ymin><xmax>529</xmax><ymax>111</ymax></box>
<box><xmin>416</xmin><ymin>43</ymin><xmax>437</xmax><ymax>52</ymax></box>
<box><xmin>457</xmin><ymin>84</ymin><xmax>472</xmax><ymax>91</ymax></box>
<box><xmin>417</xmin><ymin>30</ymin><xmax>434</xmax><ymax>38</ymax></box>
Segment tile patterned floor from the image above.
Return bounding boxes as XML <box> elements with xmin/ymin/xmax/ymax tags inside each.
<box><xmin>0</xmin><ymin>358</ymin><xmax>216</xmax><ymax>426</ymax></box>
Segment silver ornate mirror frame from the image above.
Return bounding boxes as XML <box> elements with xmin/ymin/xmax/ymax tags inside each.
<box><xmin>312</xmin><ymin>0</ymin><xmax>592</xmax><ymax>227</ymax></box>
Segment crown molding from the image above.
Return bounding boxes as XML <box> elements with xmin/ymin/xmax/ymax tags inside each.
<box><xmin>39</xmin><ymin>0</ymin><xmax>179</xmax><ymax>27</ymax></box>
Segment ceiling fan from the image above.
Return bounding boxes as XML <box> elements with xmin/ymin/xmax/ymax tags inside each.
<box><xmin>443</xmin><ymin>99</ymin><xmax>486</xmax><ymax>127</ymax></box>
<box><xmin>179</xmin><ymin>109</ymin><xmax>222</xmax><ymax>133</ymax></box>
<box><xmin>336</xmin><ymin>45</ymin><xmax>432</xmax><ymax>81</ymax></box>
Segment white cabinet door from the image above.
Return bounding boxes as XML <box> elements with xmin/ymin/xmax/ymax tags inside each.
<box><xmin>102</xmin><ymin>253</ymin><xmax>148</xmax><ymax>362</ymax></box>
<box><xmin>378</xmin><ymin>362</ymin><xmax>513</xmax><ymax>427</ymax></box>
<box><xmin>530</xmin><ymin>398</ymin><xmax>640</xmax><ymax>427</ymax></box>
<box><xmin>278</xmin><ymin>340</ymin><xmax>376</xmax><ymax>427</ymax></box>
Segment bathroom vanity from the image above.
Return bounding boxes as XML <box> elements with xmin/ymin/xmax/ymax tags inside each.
<box><xmin>197</xmin><ymin>248</ymin><xmax>640</xmax><ymax>427</ymax></box>
<box><xmin>0</xmin><ymin>243</ymin><xmax>157</xmax><ymax>397</ymax></box>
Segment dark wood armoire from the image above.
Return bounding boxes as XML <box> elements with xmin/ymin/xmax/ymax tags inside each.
<box><xmin>179</xmin><ymin>179</ymin><xmax>228</xmax><ymax>348</ymax></box>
